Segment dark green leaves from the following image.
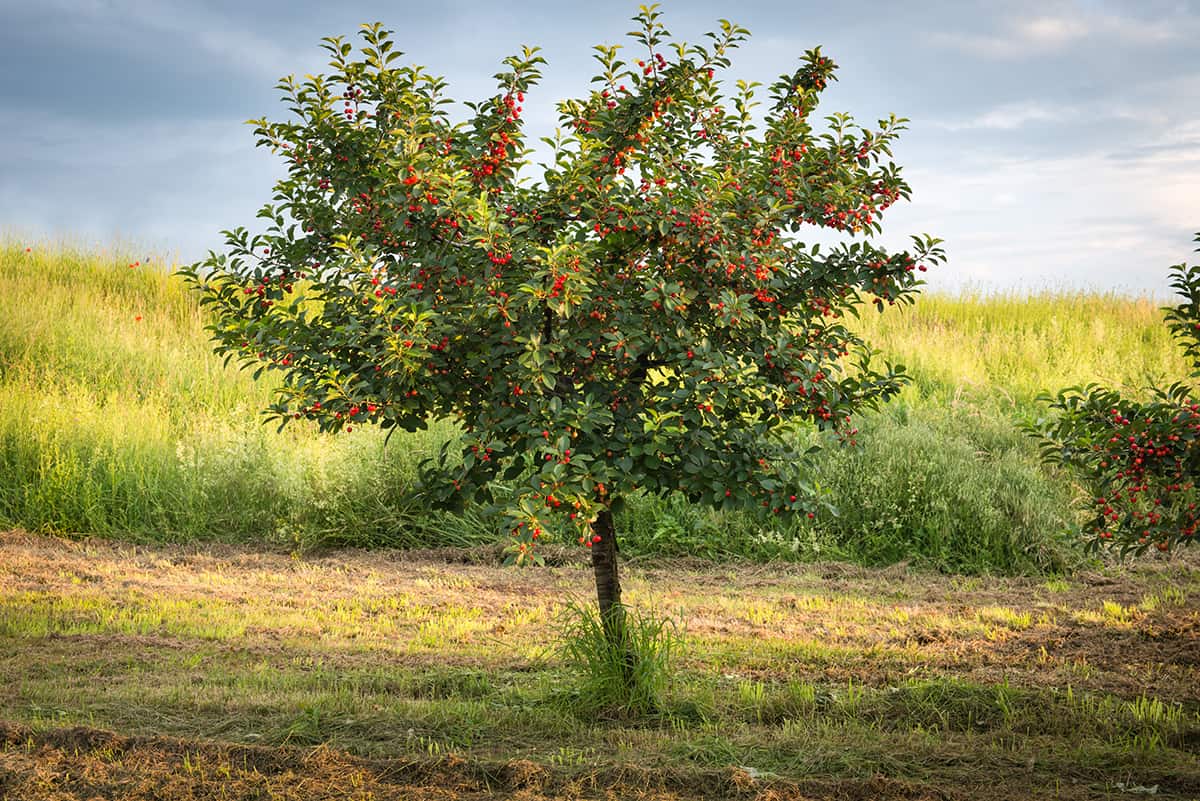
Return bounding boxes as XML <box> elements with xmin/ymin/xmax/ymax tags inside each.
<box><xmin>1029</xmin><ymin>234</ymin><xmax>1200</xmax><ymax>556</ymax></box>
<box><xmin>182</xmin><ymin>9</ymin><xmax>941</xmax><ymax>562</ymax></box>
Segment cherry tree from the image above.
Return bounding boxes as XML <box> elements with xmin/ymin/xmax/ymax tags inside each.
<box><xmin>1032</xmin><ymin>234</ymin><xmax>1200</xmax><ymax>556</ymax></box>
<box><xmin>183</xmin><ymin>7</ymin><xmax>943</xmax><ymax>652</ymax></box>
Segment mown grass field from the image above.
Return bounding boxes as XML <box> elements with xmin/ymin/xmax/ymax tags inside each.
<box><xmin>3</xmin><ymin>242</ymin><xmax>1200</xmax><ymax>799</ymax></box>
<box><xmin>2</xmin><ymin>531</ymin><xmax>1199</xmax><ymax>800</ymax></box>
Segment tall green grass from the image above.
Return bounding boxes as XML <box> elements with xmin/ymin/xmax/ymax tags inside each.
<box><xmin>616</xmin><ymin>295</ymin><xmax>1191</xmax><ymax>574</ymax></box>
<box><xmin>0</xmin><ymin>241</ymin><xmax>1185</xmax><ymax>571</ymax></box>
<box><xmin>0</xmin><ymin>243</ymin><xmax>480</xmax><ymax>549</ymax></box>
<box><xmin>852</xmin><ymin>291</ymin><xmax>1189</xmax><ymax>405</ymax></box>
<box><xmin>617</xmin><ymin>401</ymin><xmax>1078</xmax><ymax>574</ymax></box>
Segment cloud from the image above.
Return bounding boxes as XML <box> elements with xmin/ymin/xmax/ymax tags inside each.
<box><xmin>931</xmin><ymin>99</ymin><xmax>1173</xmax><ymax>134</ymax></box>
<box><xmin>928</xmin><ymin>9</ymin><xmax>1182</xmax><ymax>59</ymax></box>
<box><xmin>0</xmin><ymin>108</ymin><xmax>250</xmax><ymax>168</ymax></box>
<box><xmin>1112</xmin><ymin>120</ymin><xmax>1200</xmax><ymax>163</ymax></box>
<box><xmin>141</xmin><ymin>6</ymin><xmax>297</xmax><ymax>80</ymax></box>
<box><xmin>934</xmin><ymin>101</ymin><xmax>1067</xmax><ymax>131</ymax></box>
<box><xmin>16</xmin><ymin>0</ymin><xmax>297</xmax><ymax>80</ymax></box>
<box><xmin>1016</xmin><ymin>15</ymin><xmax>1089</xmax><ymax>48</ymax></box>
<box><xmin>0</xmin><ymin>107</ymin><xmax>277</xmax><ymax>260</ymax></box>
<box><xmin>882</xmin><ymin>131</ymin><xmax>1200</xmax><ymax>294</ymax></box>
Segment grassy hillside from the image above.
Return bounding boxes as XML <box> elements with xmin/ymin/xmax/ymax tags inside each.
<box><xmin>1</xmin><ymin>242</ymin><xmax>1189</xmax><ymax>573</ymax></box>
<box><xmin>0</xmin><ymin>243</ymin><xmax>469</xmax><ymax>549</ymax></box>
<box><xmin>854</xmin><ymin>291</ymin><xmax>1188</xmax><ymax>404</ymax></box>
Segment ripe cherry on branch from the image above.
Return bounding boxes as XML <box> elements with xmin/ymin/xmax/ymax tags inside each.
<box><xmin>1030</xmin><ymin>233</ymin><xmax>1200</xmax><ymax>557</ymax></box>
<box><xmin>180</xmin><ymin>6</ymin><xmax>943</xmax><ymax>662</ymax></box>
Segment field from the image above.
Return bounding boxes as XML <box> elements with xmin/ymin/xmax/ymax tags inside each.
<box><xmin>2</xmin><ymin>242</ymin><xmax>1200</xmax><ymax>799</ymax></box>
<box><xmin>2</xmin><ymin>531</ymin><xmax>1199</xmax><ymax>800</ymax></box>
<box><xmin>1</xmin><ymin>242</ymin><xmax>1193</xmax><ymax>570</ymax></box>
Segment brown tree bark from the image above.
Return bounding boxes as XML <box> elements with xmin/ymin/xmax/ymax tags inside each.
<box><xmin>589</xmin><ymin>506</ymin><xmax>629</xmax><ymax>659</ymax></box>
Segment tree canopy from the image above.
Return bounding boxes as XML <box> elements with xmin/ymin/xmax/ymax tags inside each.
<box><xmin>1032</xmin><ymin>234</ymin><xmax>1200</xmax><ymax>556</ymax></box>
<box><xmin>182</xmin><ymin>7</ymin><xmax>943</xmax><ymax>568</ymax></box>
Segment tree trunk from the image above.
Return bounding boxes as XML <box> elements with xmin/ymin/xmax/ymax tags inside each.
<box><xmin>590</xmin><ymin>506</ymin><xmax>629</xmax><ymax>657</ymax></box>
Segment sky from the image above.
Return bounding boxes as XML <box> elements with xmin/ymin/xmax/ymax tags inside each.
<box><xmin>1</xmin><ymin>0</ymin><xmax>1197</xmax><ymax>295</ymax></box>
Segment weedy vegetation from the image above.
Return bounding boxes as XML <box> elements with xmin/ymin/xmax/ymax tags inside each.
<box><xmin>2</xmin><ymin>241</ymin><xmax>1189</xmax><ymax>574</ymax></box>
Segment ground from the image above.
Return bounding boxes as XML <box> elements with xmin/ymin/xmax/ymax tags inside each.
<box><xmin>1</xmin><ymin>530</ymin><xmax>1198</xmax><ymax>799</ymax></box>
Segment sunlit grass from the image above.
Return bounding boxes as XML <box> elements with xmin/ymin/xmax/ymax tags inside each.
<box><xmin>974</xmin><ymin>605</ymin><xmax>1034</xmax><ymax>631</ymax></box>
<box><xmin>853</xmin><ymin>291</ymin><xmax>1191</xmax><ymax>405</ymax></box>
<box><xmin>1</xmin><ymin>240</ymin><xmax>1192</xmax><ymax>573</ymax></box>
<box><xmin>0</xmin><ymin>241</ymin><xmax>479</xmax><ymax>548</ymax></box>
<box><xmin>3</xmin><ymin>533</ymin><xmax>1199</xmax><ymax>794</ymax></box>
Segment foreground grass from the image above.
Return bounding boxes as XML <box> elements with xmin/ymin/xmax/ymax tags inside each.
<box><xmin>2</xmin><ymin>531</ymin><xmax>1199</xmax><ymax>799</ymax></box>
<box><xmin>1</xmin><ymin>241</ymin><xmax>1193</xmax><ymax>572</ymax></box>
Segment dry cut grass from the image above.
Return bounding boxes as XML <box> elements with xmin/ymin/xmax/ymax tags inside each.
<box><xmin>2</xmin><ymin>531</ymin><xmax>1200</xmax><ymax>799</ymax></box>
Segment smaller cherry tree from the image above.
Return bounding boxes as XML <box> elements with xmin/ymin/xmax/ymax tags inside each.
<box><xmin>182</xmin><ymin>7</ymin><xmax>943</xmax><ymax>658</ymax></box>
<box><xmin>1030</xmin><ymin>233</ymin><xmax>1200</xmax><ymax>556</ymax></box>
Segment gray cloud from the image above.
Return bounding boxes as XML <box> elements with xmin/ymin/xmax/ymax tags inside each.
<box><xmin>1</xmin><ymin>0</ymin><xmax>1198</xmax><ymax>293</ymax></box>
<box><xmin>926</xmin><ymin>9</ymin><xmax>1182</xmax><ymax>60</ymax></box>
